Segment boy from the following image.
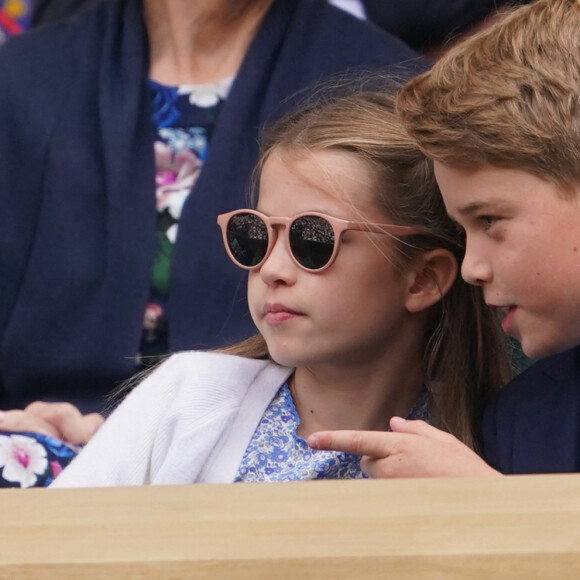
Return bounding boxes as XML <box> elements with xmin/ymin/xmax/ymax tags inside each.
<box><xmin>308</xmin><ymin>0</ymin><xmax>580</xmax><ymax>476</ymax></box>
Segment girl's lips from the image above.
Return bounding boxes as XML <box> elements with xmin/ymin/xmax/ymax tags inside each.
<box><xmin>265</xmin><ymin>311</ymin><xmax>299</xmax><ymax>325</ymax></box>
<box><xmin>263</xmin><ymin>304</ymin><xmax>301</xmax><ymax>325</ymax></box>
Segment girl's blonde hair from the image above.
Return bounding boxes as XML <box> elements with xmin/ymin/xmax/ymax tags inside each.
<box><xmin>221</xmin><ymin>81</ymin><xmax>512</xmax><ymax>450</ymax></box>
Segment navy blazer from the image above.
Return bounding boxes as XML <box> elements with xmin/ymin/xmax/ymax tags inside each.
<box><xmin>361</xmin><ymin>0</ymin><xmax>529</xmax><ymax>51</ymax></box>
<box><xmin>31</xmin><ymin>0</ymin><xmax>101</xmax><ymax>25</ymax></box>
<box><xmin>482</xmin><ymin>347</ymin><xmax>580</xmax><ymax>474</ymax></box>
<box><xmin>0</xmin><ymin>0</ymin><xmax>424</xmax><ymax>411</ymax></box>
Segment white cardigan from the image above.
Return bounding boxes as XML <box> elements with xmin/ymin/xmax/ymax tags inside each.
<box><xmin>52</xmin><ymin>352</ymin><xmax>293</xmax><ymax>487</ymax></box>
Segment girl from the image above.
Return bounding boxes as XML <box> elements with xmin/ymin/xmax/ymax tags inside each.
<box><xmin>52</xmin><ymin>87</ymin><xmax>510</xmax><ymax>487</ymax></box>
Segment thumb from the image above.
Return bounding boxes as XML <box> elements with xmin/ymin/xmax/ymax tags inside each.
<box><xmin>389</xmin><ymin>417</ymin><xmax>452</xmax><ymax>442</ymax></box>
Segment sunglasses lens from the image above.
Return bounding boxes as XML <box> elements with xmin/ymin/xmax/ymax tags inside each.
<box><xmin>289</xmin><ymin>216</ymin><xmax>335</xmax><ymax>270</ymax></box>
<box><xmin>226</xmin><ymin>213</ymin><xmax>269</xmax><ymax>267</ymax></box>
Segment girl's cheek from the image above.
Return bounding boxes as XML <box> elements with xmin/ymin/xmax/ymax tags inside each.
<box><xmin>247</xmin><ymin>274</ymin><xmax>262</xmax><ymax>318</ymax></box>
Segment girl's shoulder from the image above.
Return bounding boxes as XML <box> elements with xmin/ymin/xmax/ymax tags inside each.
<box><xmin>147</xmin><ymin>350</ymin><xmax>292</xmax><ymax>404</ymax></box>
<box><xmin>164</xmin><ymin>350</ymin><xmax>277</xmax><ymax>375</ymax></box>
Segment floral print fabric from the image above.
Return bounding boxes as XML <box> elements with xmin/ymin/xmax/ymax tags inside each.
<box><xmin>139</xmin><ymin>77</ymin><xmax>233</xmax><ymax>363</ymax></box>
<box><xmin>235</xmin><ymin>384</ymin><xmax>431</xmax><ymax>482</ymax></box>
<box><xmin>0</xmin><ymin>431</ymin><xmax>77</xmax><ymax>488</ymax></box>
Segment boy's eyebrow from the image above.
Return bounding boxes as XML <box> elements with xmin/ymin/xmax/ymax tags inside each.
<box><xmin>457</xmin><ymin>202</ymin><xmax>484</xmax><ymax>216</ymax></box>
<box><xmin>457</xmin><ymin>199</ymin><xmax>511</xmax><ymax>216</ymax></box>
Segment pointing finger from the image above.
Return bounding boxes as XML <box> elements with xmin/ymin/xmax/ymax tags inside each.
<box><xmin>307</xmin><ymin>430</ymin><xmax>396</xmax><ymax>458</ymax></box>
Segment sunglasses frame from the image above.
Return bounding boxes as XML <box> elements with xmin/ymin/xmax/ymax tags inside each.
<box><xmin>217</xmin><ymin>209</ymin><xmax>427</xmax><ymax>273</ymax></box>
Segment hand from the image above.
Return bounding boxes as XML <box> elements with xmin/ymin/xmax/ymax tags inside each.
<box><xmin>307</xmin><ymin>417</ymin><xmax>501</xmax><ymax>478</ymax></box>
<box><xmin>0</xmin><ymin>402</ymin><xmax>104</xmax><ymax>446</ymax></box>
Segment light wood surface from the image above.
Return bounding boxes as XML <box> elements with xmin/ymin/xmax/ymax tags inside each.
<box><xmin>1</xmin><ymin>474</ymin><xmax>580</xmax><ymax>579</ymax></box>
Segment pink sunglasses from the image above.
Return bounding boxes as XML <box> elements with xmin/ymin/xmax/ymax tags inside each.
<box><xmin>217</xmin><ymin>209</ymin><xmax>426</xmax><ymax>272</ymax></box>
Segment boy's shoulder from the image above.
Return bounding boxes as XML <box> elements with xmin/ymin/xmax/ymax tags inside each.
<box><xmin>482</xmin><ymin>346</ymin><xmax>580</xmax><ymax>474</ymax></box>
<box><xmin>499</xmin><ymin>347</ymin><xmax>580</xmax><ymax>402</ymax></box>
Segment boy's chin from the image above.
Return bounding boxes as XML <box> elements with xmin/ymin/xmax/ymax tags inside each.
<box><xmin>519</xmin><ymin>335</ymin><xmax>580</xmax><ymax>361</ymax></box>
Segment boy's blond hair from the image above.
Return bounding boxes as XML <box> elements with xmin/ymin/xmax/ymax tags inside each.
<box><xmin>396</xmin><ymin>0</ymin><xmax>580</xmax><ymax>195</ymax></box>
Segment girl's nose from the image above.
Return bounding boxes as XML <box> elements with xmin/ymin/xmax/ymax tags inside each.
<box><xmin>258</xmin><ymin>230</ymin><xmax>298</xmax><ymax>286</ymax></box>
<box><xmin>461</xmin><ymin>241</ymin><xmax>492</xmax><ymax>286</ymax></box>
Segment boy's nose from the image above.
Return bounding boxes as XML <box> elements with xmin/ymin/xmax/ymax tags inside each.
<box><xmin>461</xmin><ymin>244</ymin><xmax>491</xmax><ymax>286</ymax></box>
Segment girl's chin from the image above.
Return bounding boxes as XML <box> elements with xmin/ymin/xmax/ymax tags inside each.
<box><xmin>267</xmin><ymin>346</ymin><xmax>310</xmax><ymax>368</ymax></box>
<box><xmin>269</xmin><ymin>353</ymin><xmax>301</xmax><ymax>368</ymax></box>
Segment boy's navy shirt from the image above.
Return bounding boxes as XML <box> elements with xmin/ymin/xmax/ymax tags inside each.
<box><xmin>482</xmin><ymin>346</ymin><xmax>580</xmax><ymax>474</ymax></box>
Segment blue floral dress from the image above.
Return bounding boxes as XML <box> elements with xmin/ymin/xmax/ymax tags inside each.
<box><xmin>235</xmin><ymin>384</ymin><xmax>431</xmax><ymax>482</ymax></box>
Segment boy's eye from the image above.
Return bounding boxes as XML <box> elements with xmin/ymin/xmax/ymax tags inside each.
<box><xmin>477</xmin><ymin>215</ymin><xmax>498</xmax><ymax>230</ymax></box>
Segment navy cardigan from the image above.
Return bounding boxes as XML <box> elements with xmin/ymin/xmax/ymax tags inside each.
<box><xmin>482</xmin><ymin>347</ymin><xmax>580</xmax><ymax>474</ymax></box>
<box><xmin>0</xmin><ymin>0</ymin><xmax>424</xmax><ymax>411</ymax></box>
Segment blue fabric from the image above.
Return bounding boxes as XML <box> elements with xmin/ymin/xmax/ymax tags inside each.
<box><xmin>482</xmin><ymin>346</ymin><xmax>580</xmax><ymax>474</ymax></box>
<box><xmin>0</xmin><ymin>0</ymin><xmax>426</xmax><ymax>413</ymax></box>
<box><xmin>361</xmin><ymin>0</ymin><xmax>530</xmax><ymax>50</ymax></box>
<box><xmin>0</xmin><ymin>431</ymin><xmax>77</xmax><ymax>488</ymax></box>
<box><xmin>30</xmin><ymin>0</ymin><xmax>100</xmax><ymax>27</ymax></box>
<box><xmin>236</xmin><ymin>383</ymin><xmax>431</xmax><ymax>482</ymax></box>
<box><xmin>235</xmin><ymin>384</ymin><xmax>366</xmax><ymax>482</ymax></box>
<box><xmin>140</xmin><ymin>80</ymin><xmax>226</xmax><ymax>360</ymax></box>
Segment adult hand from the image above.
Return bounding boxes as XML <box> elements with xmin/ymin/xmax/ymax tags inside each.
<box><xmin>0</xmin><ymin>402</ymin><xmax>103</xmax><ymax>446</ymax></box>
<box><xmin>307</xmin><ymin>417</ymin><xmax>501</xmax><ymax>478</ymax></box>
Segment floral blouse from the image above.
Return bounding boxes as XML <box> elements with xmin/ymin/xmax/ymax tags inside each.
<box><xmin>138</xmin><ymin>77</ymin><xmax>234</xmax><ymax>365</ymax></box>
<box><xmin>0</xmin><ymin>384</ymin><xmax>430</xmax><ymax>488</ymax></box>
<box><xmin>235</xmin><ymin>384</ymin><xmax>431</xmax><ymax>482</ymax></box>
<box><xmin>0</xmin><ymin>431</ymin><xmax>77</xmax><ymax>488</ymax></box>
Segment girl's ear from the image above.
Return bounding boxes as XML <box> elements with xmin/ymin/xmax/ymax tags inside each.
<box><xmin>404</xmin><ymin>249</ymin><xmax>458</xmax><ymax>313</ymax></box>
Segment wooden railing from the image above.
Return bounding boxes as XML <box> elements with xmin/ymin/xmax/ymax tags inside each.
<box><xmin>1</xmin><ymin>474</ymin><xmax>580</xmax><ymax>578</ymax></box>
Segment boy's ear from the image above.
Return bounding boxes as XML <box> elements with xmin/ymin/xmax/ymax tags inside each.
<box><xmin>404</xmin><ymin>249</ymin><xmax>458</xmax><ymax>313</ymax></box>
